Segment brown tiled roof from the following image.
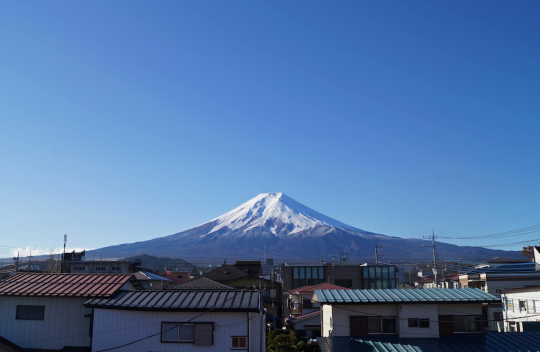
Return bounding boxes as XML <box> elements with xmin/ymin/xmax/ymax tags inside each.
<box><xmin>0</xmin><ymin>273</ymin><xmax>134</xmax><ymax>298</ymax></box>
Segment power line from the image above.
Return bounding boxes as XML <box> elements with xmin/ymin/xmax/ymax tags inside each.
<box><xmin>96</xmin><ymin>284</ymin><xmax>260</xmax><ymax>352</ymax></box>
<box><xmin>436</xmin><ymin>208</ymin><xmax>540</xmax><ymax>231</ymax></box>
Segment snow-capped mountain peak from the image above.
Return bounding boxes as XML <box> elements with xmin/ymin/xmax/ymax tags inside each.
<box><xmin>205</xmin><ymin>192</ymin><xmax>358</xmax><ymax>236</ymax></box>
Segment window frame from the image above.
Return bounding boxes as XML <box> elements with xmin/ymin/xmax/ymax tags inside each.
<box><xmin>408</xmin><ymin>318</ymin><xmax>430</xmax><ymax>329</ymax></box>
<box><xmin>452</xmin><ymin>316</ymin><xmax>483</xmax><ymax>334</ymax></box>
<box><xmin>160</xmin><ymin>322</ymin><xmax>214</xmax><ymax>344</ymax></box>
<box><xmin>507</xmin><ymin>299</ymin><xmax>514</xmax><ymax>312</ymax></box>
<box><xmin>519</xmin><ymin>300</ymin><xmax>527</xmax><ymax>313</ymax></box>
<box><xmin>231</xmin><ymin>336</ymin><xmax>247</xmax><ymax>350</ymax></box>
<box><xmin>161</xmin><ymin>322</ymin><xmax>195</xmax><ymax>343</ymax></box>
<box><xmin>367</xmin><ymin>316</ymin><xmax>397</xmax><ymax>334</ymax></box>
<box><xmin>16</xmin><ymin>305</ymin><xmax>45</xmax><ymax>321</ymax></box>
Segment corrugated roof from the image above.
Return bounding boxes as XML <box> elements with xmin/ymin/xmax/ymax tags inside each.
<box><xmin>0</xmin><ymin>273</ymin><xmax>134</xmax><ymax>298</ymax></box>
<box><xmin>289</xmin><ymin>283</ymin><xmax>350</xmax><ymax>294</ymax></box>
<box><xmin>318</xmin><ymin>333</ymin><xmax>540</xmax><ymax>352</ymax></box>
<box><xmin>85</xmin><ymin>290</ymin><xmax>261</xmax><ymax>312</ymax></box>
<box><xmin>313</xmin><ymin>288</ymin><xmax>499</xmax><ymax>304</ymax></box>
<box><xmin>134</xmin><ymin>271</ymin><xmax>173</xmax><ymax>282</ymax></box>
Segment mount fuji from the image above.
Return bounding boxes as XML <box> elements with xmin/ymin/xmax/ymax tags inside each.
<box><xmin>89</xmin><ymin>193</ymin><xmax>521</xmax><ymax>262</ymax></box>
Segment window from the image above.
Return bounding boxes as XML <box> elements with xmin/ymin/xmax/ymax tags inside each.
<box><xmin>408</xmin><ymin>318</ymin><xmax>430</xmax><ymax>329</ymax></box>
<box><xmin>453</xmin><ymin>316</ymin><xmax>482</xmax><ymax>333</ymax></box>
<box><xmin>362</xmin><ymin>266</ymin><xmax>397</xmax><ymax>290</ymax></box>
<box><xmin>507</xmin><ymin>299</ymin><xmax>514</xmax><ymax>312</ymax></box>
<box><xmin>535</xmin><ymin>300</ymin><xmax>540</xmax><ymax>313</ymax></box>
<box><xmin>111</xmin><ymin>266</ymin><xmax>120</xmax><ymax>272</ymax></box>
<box><xmin>16</xmin><ymin>305</ymin><xmax>45</xmax><ymax>320</ymax></box>
<box><xmin>162</xmin><ymin>323</ymin><xmax>194</xmax><ymax>342</ymax></box>
<box><xmin>367</xmin><ymin>317</ymin><xmax>397</xmax><ymax>334</ymax></box>
<box><xmin>95</xmin><ymin>266</ymin><xmax>107</xmax><ymax>271</ymax></box>
<box><xmin>519</xmin><ymin>300</ymin><xmax>527</xmax><ymax>312</ymax></box>
<box><xmin>231</xmin><ymin>336</ymin><xmax>247</xmax><ymax>349</ymax></box>
<box><xmin>72</xmin><ymin>266</ymin><xmax>87</xmax><ymax>271</ymax></box>
<box><xmin>292</xmin><ymin>267</ymin><xmax>325</xmax><ymax>289</ymax></box>
<box><xmin>177</xmin><ymin>275</ymin><xmax>183</xmax><ymax>279</ymax></box>
<box><xmin>161</xmin><ymin>323</ymin><xmax>213</xmax><ymax>345</ymax></box>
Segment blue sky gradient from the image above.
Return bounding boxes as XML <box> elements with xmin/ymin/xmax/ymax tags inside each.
<box><xmin>1</xmin><ymin>1</ymin><xmax>539</xmax><ymax>257</ymax></box>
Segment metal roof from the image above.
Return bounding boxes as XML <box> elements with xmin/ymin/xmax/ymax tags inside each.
<box><xmin>0</xmin><ymin>273</ymin><xmax>134</xmax><ymax>298</ymax></box>
<box><xmin>313</xmin><ymin>288</ymin><xmax>499</xmax><ymax>304</ymax></box>
<box><xmin>318</xmin><ymin>333</ymin><xmax>540</xmax><ymax>352</ymax></box>
<box><xmin>134</xmin><ymin>271</ymin><xmax>173</xmax><ymax>282</ymax></box>
<box><xmin>85</xmin><ymin>290</ymin><xmax>261</xmax><ymax>312</ymax></box>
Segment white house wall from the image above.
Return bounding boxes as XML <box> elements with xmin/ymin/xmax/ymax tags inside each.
<box><xmin>324</xmin><ymin>304</ymin><xmax>398</xmax><ymax>337</ymax></box>
<box><xmin>0</xmin><ymin>296</ymin><xmax>91</xmax><ymax>350</ymax></box>
<box><xmin>91</xmin><ymin>309</ymin><xmax>265</xmax><ymax>352</ymax></box>
<box><xmin>502</xmin><ymin>291</ymin><xmax>540</xmax><ymax>331</ymax></box>
<box><xmin>322</xmin><ymin>303</ymin><xmax>484</xmax><ymax>338</ymax></box>
<box><xmin>399</xmin><ymin>304</ymin><xmax>439</xmax><ymax>338</ymax></box>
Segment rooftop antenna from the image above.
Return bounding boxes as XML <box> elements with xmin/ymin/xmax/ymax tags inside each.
<box><xmin>339</xmin><ymin>251</ymin><xmax>349</xmax><ymax>266</ymax></box>
<box><xmin>62</xmin><ymin>234</ymin><xmax>67</xmax><ymax>273</ymax></box>
<box><xmin>375</xmin><ymin>242</ymin><xmax>386</xmax><ymax>266</ymax></box>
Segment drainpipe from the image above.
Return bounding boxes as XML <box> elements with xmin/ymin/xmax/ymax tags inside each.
<box><xmin>246</xmin><ymin>312</ymin><xmax>250</xmax><ymax>352</ymax></box>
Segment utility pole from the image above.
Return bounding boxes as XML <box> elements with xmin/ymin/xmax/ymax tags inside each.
<box><xmin>375</xmin><ymin>244</ymin><xmax>385</xmax><ymax>266</ymax></box>
<box><xmin>62</xmin><ymin>234</ymin><xmax>67</xmax><ymax>273</ymax></box>
<box><xmin>14</xmin><ymin>252</ymin><xmax>19</xmax><ymax>272</ymax></box>
<box><xmin>28</xmin><ymin>252</ymin><xmax>32</xmax><ymax>272</ymax></box>
<box><xmin>423</xmin><ymin>230</ymin><xmax>438</xmax><ymax>286</ymax></box>
<box><xmin>408</xmin><ymin>265</ymin><xmax>412</xmax><ymax>284</ymax></box>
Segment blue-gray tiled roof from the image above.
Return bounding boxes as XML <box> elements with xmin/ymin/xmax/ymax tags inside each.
<box><xmin>313</xmin><ymin>288</ymin><xmax>499</xmax><ymax>304</ymax></box>
<box><xmin>318</xmin><ymin>333</ymin><xmax>540</xmax><ymax>352</ymax></box>
<box><xmin>85</xmin><ymin>290</ymin><xmax>260</xmax><ymax>312</ymax></box>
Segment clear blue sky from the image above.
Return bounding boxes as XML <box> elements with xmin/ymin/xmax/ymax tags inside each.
<box><xmin>1</xmin><ymin>1</ymin><xmax>539</xmax><ymax>258</ymax></box>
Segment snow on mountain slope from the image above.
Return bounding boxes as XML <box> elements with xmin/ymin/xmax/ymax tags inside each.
<box><xmin>202</xmin><ymin>192</ymin><xmax>363</xmax><ymax>235</ymax></box>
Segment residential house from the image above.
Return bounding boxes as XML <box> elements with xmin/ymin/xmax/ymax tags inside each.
<box><xmin>66</xmin><ymin>259</ymin><xmax>140</xmax><ymax>274</ymax></box>
<box><xmin>284</xmin><ymin>283</ymin><xmax>349</xmax><ymax>338</ymax></box>
<box><xmin>281</xmin><ymin>264</ymin><xmax>398</xmax><ymax>292</ymax></box>
<box><xmin>458</xmin><ymin>261</ymin><xmax>540</xmax><ymax>331</ymax></box>
<box><xmin>133</xmin><ymin>271</ymin><xmax>173</xmax><ymax>290</ymax></box>
<box><xmin>0</xmin><ymin>272</ymin><xmax>140</xmax><ymax>351</ymax></box>
<box><xmin>163</xmin><ymin>270</ymin><xmax>191</xmax><ymax>284</ymax></box>
<box><xmin>85</xmin><ymin>290</ymin><xmax>265</xmax><ymax>352</ymax></box>
<box><xmin>312</xmin><ymin>288</ymin><xmax>499</xmax><ymax>339</ymax></box>
<box><xmin>200</xmin><ymin>264</ymin><xmax>282</xmax><ymax>324</ymax></box>
<box><xmin>501</xmin><ymin>286</ymin><xmax>540</xmax><ymax>332</ymax></box>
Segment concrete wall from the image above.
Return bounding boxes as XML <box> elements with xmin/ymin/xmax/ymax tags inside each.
<box><xmin>0</xmin><ymin>296</ymin><xmax>91</xmax><ymax>350</ymax></box>
<box><xmin>68</xmin><ymin>261</ymin><xmax>133</xmax><ymax>274</ymax></box>
<box><xmin>91</xmin><ymin>309</ymin><xmax>265</xmax><ymax>352</ymax></box>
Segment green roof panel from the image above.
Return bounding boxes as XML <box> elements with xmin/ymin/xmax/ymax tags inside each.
<box><xmin>313</xmin><ymin>288</ymin><xmax>499</xmax><ymax>304</ymax></box>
